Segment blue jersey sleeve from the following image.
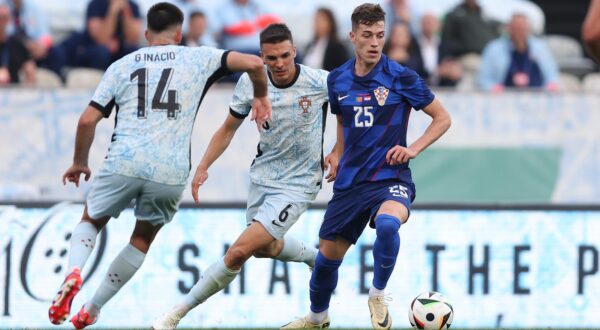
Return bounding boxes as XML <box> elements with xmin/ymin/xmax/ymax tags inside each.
<box><xmin>327</xmin><ymin>71</ymin><xmax>341</xmax><ymax>115</ymax></box>
<box><xmin>90</xmin><ymin>63</ymin><xmax>119</xmax><ymax>117</ymax></box>
<box><xmin>396</xmin><ymin>68</ymin><xmax>435</xmax><ymax>111</ymax></box>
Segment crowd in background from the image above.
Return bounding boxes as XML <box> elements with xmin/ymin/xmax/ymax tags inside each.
<box><xmin>0</xmin><ymin>0</ymin><xmax>596</xmax><ymax>91</ymax></box>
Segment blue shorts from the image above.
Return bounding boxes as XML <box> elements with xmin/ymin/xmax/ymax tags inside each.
<box><xmin>319</xmin><ymin>180</ymin><xmax>415</xmax><ymax>244</ymax></box>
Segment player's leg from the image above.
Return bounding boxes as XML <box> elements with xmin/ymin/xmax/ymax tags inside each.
<box><xmin>282</xmin><ymin>190</ymin><xmax>367</xmax><ymax>329</ymax></box>
<box><xmin>367</xmin><ymin>182</ymin><xmax>412</xmax><ymax>330</ymax></box>
<box><xmin>72</xmin><ymin>220</ymin><xmax>162</xmax><ymax>329</ymax></box>
<box><xmin>48</xmin><ymin>208</ymin><xmax>109</xmax><ymax>325</ymax></box>
<box><xmin>251</xmin><ymin>186</ymin><xmax>318</xmax><ymax>267</ymax></box>
<box><xmin>153</xmin><ymin>221</ymin><xmax>273</xmax><ymax>329</ymax></box>
<box><xmin>72</xmin><ymin>178</ymin><xmax>182</xmax><ymax>329</ymax></box>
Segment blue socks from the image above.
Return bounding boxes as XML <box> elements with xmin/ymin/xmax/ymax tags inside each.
<box><xmin>372</xmin><ymin>214</ymin><xmax>401</xmax><ymax>290</ymax></box>
<box><xmin>309</xmin><ymin>253</ymin><xmax>342</xmax><ymax>313</ymax></box>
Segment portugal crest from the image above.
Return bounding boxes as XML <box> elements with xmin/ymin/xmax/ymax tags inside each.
<box><xmin>374</xmin><ymin>86</ymin><xmax>389</xmax><ymax>106</ymax></box>
<box><xmin>299</xmin><ymin>96</ymin><xmax>312</xmax><ymax>113</ymax></box>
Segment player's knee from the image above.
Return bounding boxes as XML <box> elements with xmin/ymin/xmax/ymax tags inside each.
<box><xmin>375</xmin><ymin>215</ymin><xmax>401</xmax><ymax>239</ymax></box>
<box><xmin>226</xmin><ymin>245</ymin><xmax>252</xmax><ymax>265</ymax></box>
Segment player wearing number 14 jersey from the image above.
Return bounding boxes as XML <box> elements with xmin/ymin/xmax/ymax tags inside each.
<box><xmin>47</xmin><ymin>3</ymin><xmax>270</xmax><ymax>329</ymax></box>
<box><xmin>282</xmin><ymin>3</ymin><xmax>451</xmax><ymax>329</ymax></box>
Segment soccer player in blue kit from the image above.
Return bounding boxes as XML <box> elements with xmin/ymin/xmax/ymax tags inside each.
<box><xmin>282</xmin><ymin>3</ymin><xmax>451</xmax><ymax>330</ymax></box>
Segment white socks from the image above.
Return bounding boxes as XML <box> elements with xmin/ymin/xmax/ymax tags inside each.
<box><xmin>181</xmin><ymin>258</ymin><xmax>240</xmax><ymax>314</ymax></box>
<box><xmin>87</xmin><ymin>244</ymin><xmax>146</xmax><ymax>316</ymax></box>
<box><xmin>67</xmin><ymin>221</ymin><xmax>98</xmax><ymax>272</ymax></box>
<box><xmin>308</xmin><ymin>309</ymin><xmax>329</xmax><ymax>324</ymax></box>
<box><xmin>275</xmin><ymin>236</ymin><xmax>318</xmax><ymax>267</ymax></box>
<box><xmin>369</xmin><ymin>286</ymin><xmax>385</xmax><ymax>298</ymax></box>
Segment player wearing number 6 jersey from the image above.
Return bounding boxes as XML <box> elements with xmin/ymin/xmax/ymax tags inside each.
<box><xmin>152</xmin><ymin>23</ymin><xmax>334</xmax><ymax>329</ymax></box>
<box><xmin>47</xmin><ymin>3</ymin><xmax>270</xmax><ymax>329</ymax></box>
<box><xmin>282</xmin><ymin>3</ymin><xmax>451</xmax><ymax>330</ymax></box>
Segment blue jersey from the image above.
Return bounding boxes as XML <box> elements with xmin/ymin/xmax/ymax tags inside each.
<box><xmin>90</xmin><ymin>45</ymin><xmax>230</xmax><ymax>185</ymax></box>
<box><xmin>328</xmin><ymin>55</ymin><xmax>434</xmax><ymax>191</ymax></box>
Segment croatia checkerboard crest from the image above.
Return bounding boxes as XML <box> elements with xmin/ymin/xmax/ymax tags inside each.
<box><xmin>374</xmin><ymin>86</ymin><xmax>389</xmax><ymax>106</ymax></box>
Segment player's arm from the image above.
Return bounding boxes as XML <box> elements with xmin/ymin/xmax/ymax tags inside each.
<box><xmin>324</xmin><ymin>114</ymin><xmax>344</xmax><ymax>182</ymax></box>
<box><xmin>191</xmin><ymin>114</ymin><xmax>244</xmax><ymax>204</ymax></box>
<box><xmin>386</xmin><ymin>97</ymin><xmax>451</xmax><ymax>165</ymax></box>
<box><xmin>583</xmin><ymin>0</ymin><xmax>600</xmax><ymax>62</ymax></box>
<box><xmin>225</xmin><ymin>51</ymin><xmax>271</xmax><ymax>127</ymax></box>
<box><xmin>63</xmin><ymin>106</ymin><xmax>104</xmax><ymax>187</ymax></box>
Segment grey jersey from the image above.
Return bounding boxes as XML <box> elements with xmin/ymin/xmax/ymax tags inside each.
<box><xmin>230</xmin><ymin>64</ymin><xmax>329</xmax><ymax>194</ymax></box>
<box><xmin>90</xmin><ymin>45</ymin><xmax>229</xmax><ymax>185</ymax></box>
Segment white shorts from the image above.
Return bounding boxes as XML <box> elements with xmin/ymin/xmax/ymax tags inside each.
<box><xmin>86</xmin><ymin>170</ymin><xmax>185</xmax><ymax>226</ymax></box>
<box><xmin>246</xmin><ymin>182</ymin><xmax>317</xmax><ymax>240</ymax></box>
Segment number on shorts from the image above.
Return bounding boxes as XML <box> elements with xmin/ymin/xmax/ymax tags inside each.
<box><xmin>389</xmin><ymin>184</ymin><xmax>408</xmax><ymax>199</ymax></box>
<box><xmin>278</xmin><ymin>204</ymin><xmax>292</xmax><ymax>222</ymax></box>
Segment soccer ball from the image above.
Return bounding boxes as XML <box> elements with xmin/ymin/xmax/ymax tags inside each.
<box><xmin>408</xmin><ymin>291</ymin><xmax>454</xmax><ymax>330</ymax></box>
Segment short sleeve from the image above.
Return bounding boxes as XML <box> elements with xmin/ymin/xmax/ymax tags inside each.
<box><xmin>396</xmin><ymin>68</ymin><xmax>435</xmax><ymax>111</ymax></box>
<box><xmin>229</xmin><ymin>73</ymin><xmax>253</xmax><ymax>118</ymax></box>
<box><xmin>327</xmin><ymin>71</ymin><xmax>340</xmax><ymax>115</ymax></box>
<box><xmin>195</xmin><ymin>46</ymin><xmax>231</xmax><ymax>78</ymax></box>
<box><xmin>89</xmin><ymin>63</ymin><xmax>118</xmax><ymax>117</ymax></box>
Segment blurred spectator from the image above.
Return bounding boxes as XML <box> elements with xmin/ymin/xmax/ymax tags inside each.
<box><xmin>385</xmin><ymin>0</ymin><xmax>411</xmax><ymax>25</ymax></box>
<box><xmin>0</xmin><ymin>4</ymin><xmax>35</xmax><ymax>85</ymax></box>
<box><xmin>6</xmin><ymin>0</ymin><xmax>65</xmax><ymax>78</ymax></box>
<box><xmin>583</xmin><ymin>0</ymin><xmax>600</xmax><ymax>63</ymax></box>
<box><xmin>181</xmin><ymin>11</ymin><xmax>216</xmax><ymax>47</ymax></box>
<box><xmin>383</xmin><ymin>21</ymin><xmax>426</xmax><ymax>78</ymax></box>
<box><xmin>440</xmin><ymin>0</ymin><xmax>501</xmax><ymax>58</ymax></box>
<box><xmin>62</xmin><ymin>0</ymin><xmax>141</xmax><ymax>70</ymax></box>
<box><xmin>416</xmin><ymin>12</ymin><xmax>461</xmax><ymax>86</ymax></box>
<box><xmin>303</xmin><ymin>7</ymin><xmax>349</xmax><ymax>71</ymax></box>
<box><xmin>478</xmin><ymin>13</ymin><xmax>559</xmax><ymax>92</ymax></box>
<box><xmin>215</xmin><ymin>0</ymin><xmax>279</xmax><ymax>53</ymax></box>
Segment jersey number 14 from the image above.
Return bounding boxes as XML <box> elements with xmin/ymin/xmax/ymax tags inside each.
<box><xmin>130</xmin><ymin>68</ymin><xmax>181</xmax><ymax>119</ymax></box>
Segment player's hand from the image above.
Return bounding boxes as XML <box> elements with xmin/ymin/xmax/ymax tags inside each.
<box><xmin>386</xmin><ymin>146</ymin><xmax>417</xmax><ymax>165</ymax></box>
<box><xmin>324</xmin><ymin>152</ymin><xmax>340</xmax><ymax>182</ymax></box>
<box><xmin>191</xmin><ymin>166</ymin><xmax>209</xmax><ymax>205</ymax></box>
<box><xmin>251</xmin><ymin>96</ymin><xmax>272</xmax><ymax>131</ymax></box>
<box><xmin>62</xmin><ymin>164</ymin><xmax>91</xmax><ymax>187</ymax></box>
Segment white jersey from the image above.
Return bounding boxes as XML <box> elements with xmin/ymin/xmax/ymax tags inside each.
<box><xmin>230</xmin><ymin>64</ymin><xmax>329</xmax><ymax>194</ymax></box>
<box><xmin>90</xmin><ymin>45</ymin><xmax>229</xmax><ymax>185</ymax></box>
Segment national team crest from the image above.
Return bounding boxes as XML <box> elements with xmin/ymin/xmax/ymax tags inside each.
<box><xmin>299</xmin><ymin>96</ymin><xmax>312</xmax><ymax>113</ymax></box>
<box><xmin>374</xmin><ymin>86</ymin><xmax>389</xmax><ymax>106</ymax></box>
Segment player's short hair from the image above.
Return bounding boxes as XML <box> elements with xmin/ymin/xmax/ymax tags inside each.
<box><xmin>260</xmin><ymin>23</ymin><xmax>294</xmax><ymax>45</ymax></box>
<box><xmin>147</xmin><ymin>2</ymin><xmax>184</xmax><ymax>32</ymax></box>
<box><xmin>351</xmin><ymin>3</ymin><xmax>386</xmax><ymax>31</ymax></box>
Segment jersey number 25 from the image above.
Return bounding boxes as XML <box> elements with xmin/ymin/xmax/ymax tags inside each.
<box><xmin>354</xmin><ymin>106</ymin><xmax>374</xmax><ymax>128</ymax></box>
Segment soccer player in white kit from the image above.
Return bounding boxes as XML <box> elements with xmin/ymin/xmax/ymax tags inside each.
<box><xmin>152</xmin><ymin>23</ymin><xmax>338</xmax><ymax>329</ymax></box>
<box><xmin>47</xmin><ymin>3</ymin><xmax>271</xmax><ymax>329</ymax></box>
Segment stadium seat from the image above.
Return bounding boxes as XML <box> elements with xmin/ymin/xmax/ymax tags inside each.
<box><xmin>582</xmin><ymin>73</ymin><xmax>600</xmax><ymax>92</ymax></box>
<box><xmin>543</xmin><ymin>34</ymin><xmax>596</xmax><ymax>78</ymax></box>
<box><xmin>558</xmin><ymin>72</ymin><xmax>582</xmax><ymax>92</ymax></box>
<box><xmin>65</xmin><ymin>68</ymin><xmax>104</xmax><ymax>89</ymax></box>
<box><xmin>35</xmin><ymin>68</ymin><xmax>63</xmax><ymax>88</ymax></box>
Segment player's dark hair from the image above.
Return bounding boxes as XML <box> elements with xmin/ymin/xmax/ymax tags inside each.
<box><xmin>351</xmin><ymin>3</ymin><xmax>385</xmax><ymax>31</ymax></box>
<box><xmin>260</xmin><ymin>23</ymin><xmax>293</xmax><ymax>45</ymax></box>
<box><xmin>147</xmin><ymin>2</ymin><xmax>184</xmax><ymax>32</ymax></box>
